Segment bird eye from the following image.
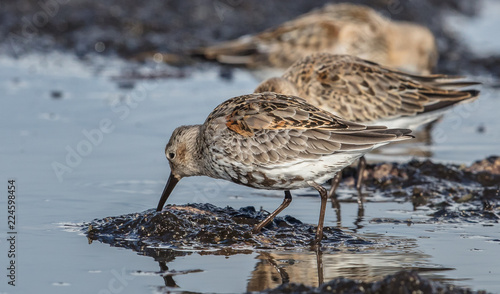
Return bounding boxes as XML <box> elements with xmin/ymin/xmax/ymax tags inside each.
<box><xmin>167</xmin><ymin>152</ymin><xmax>175</xmax><ymax>160</ymax></box>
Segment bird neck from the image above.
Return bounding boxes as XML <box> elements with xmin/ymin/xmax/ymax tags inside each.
<box><xmin>385</xmin><ymin>21</ymin><xmax>437</xmax><ymax>75</ymax></box>
<box><xmin>178</xmin><ymin>125</ymin><xmax>205</xmax><ymax>177</ymax></box>
<box><xmin>254</xmin><ymin>77</ymin><xmax>300</xmax><ymax>97</ymax></box>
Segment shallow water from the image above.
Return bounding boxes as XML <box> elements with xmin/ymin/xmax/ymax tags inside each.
<box><xmin>1</xmin><ymin>3</ymin><xmax>500</xmax><ymax>294</ymax></box>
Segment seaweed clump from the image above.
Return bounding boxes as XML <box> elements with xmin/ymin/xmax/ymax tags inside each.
<box><xmin>86</xmin><ymin>203</ymin><xmax>369</xmax><ymax>252</ymax></box>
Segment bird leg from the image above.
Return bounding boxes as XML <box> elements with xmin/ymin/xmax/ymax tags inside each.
<box><xmin>353</xmin><ymin>201</ymin><xmax>365</xmax><ymax>232</ymax></box>
<box><xmin>355</xmin><ymin>156</ymin><xmax>367</xmax><ymax>206</ymax></box>
<box><xmin>260</xmin><ymin>252</ymin><xmax>290</xmax><ymax>285</ymax></box>
<box><xmin>253</xmin><ymin>190</ymin><xmax>292</xmax><ymax>233</ymax></box>
<box><xmin>332</xmin><ymin>202</ymin><xmax>342</xmax><ymax>228</ymax></box>
<box><xmin>315</xmin><ymin>246</ymin><xmax>324</xmax><ymax>286</ymax></box>
<box><xmin>308</xmin><ymin>181</ymin><xmax>328</xmax><ymax>245</ymax></box>
<box><xmin>327</xmin><ymin>172</ymin><xmax>342</xmax><ymax>209</ymax></box>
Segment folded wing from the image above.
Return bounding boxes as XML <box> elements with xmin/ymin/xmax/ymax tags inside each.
<box><xmin>283</xmin><ymin>53</ymin><xmax>479</xmax><ymax>122</ymax></box>
<box><xmin>205</xmin><ymin>92</ymin><xmax>412</xmax><ymax>166</ymax></box>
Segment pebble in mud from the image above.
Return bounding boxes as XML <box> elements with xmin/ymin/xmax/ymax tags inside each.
<box><xmin>51</xmin><ymin>90</ymin><xmax>63</xmax><ymax>99</ymax></box>
<box><xmin>466</xmin><ymin>156</ymin><xmax>500</xmax><ymax>175</ymax></box>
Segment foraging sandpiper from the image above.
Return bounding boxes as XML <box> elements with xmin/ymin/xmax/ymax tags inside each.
<box><xmin>156</xmin><ymin>92</ymin><xmax>413</xmax><ymax>244</ymax></box>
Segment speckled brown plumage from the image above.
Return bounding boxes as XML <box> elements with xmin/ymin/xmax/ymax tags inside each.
<box><xmin>157</xmin><ymin>92</ymin><xmax>413</xmax><ymax>244</ymax></box>
<box><xmin>255</xmin><ymin>53</ymin><xmax>479</xmax><ymax>127</ymax></box>
<box><xmin>255</xmin><ymin>53</ymin><xmax>480</xmax><ymax>202</ymax></box>
<box><xmin>193</xmin><ymin>3</ymin><xmax>437</xmax><ymax>75</ymax></box>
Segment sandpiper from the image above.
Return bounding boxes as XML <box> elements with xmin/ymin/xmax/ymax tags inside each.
<box><xmin>193</xmin><ymin>3</ymin><xmax>437</xmax><ymax>75</ymax></box>
<box><xmin>156</xmin><ymin>92</ymin><xmax>412</xmax><ymax>244</ymax></box>
<box><xmin>254</xmin><ymin>53</ymin><xmax>480</xmax><ymax>200</ymax></box>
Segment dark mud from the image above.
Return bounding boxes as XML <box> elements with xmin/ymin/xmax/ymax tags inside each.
<box><xmin>261</xmin><ymin>270</ymin><xmax>487</xmax><ymax>294</ymax></box>
<box><xmin>344</xmin><ymin>156</ymin><xmax>500</xmax><ymax>223</ymax></box>
<box><xmin>2</xmin><ymin>0</ymin><xmax>497</xmax><ymax>76</ymax></box>
<box><xmin>86</xmin><ymin>203</ymin><xmax>371</xmax><ymax>253</ymax></box>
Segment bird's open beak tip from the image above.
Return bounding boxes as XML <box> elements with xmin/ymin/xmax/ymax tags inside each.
<box><xmin>156</xmin><ymin>173</ymin><xmax>179</xmax><ymax>212</ymax></box>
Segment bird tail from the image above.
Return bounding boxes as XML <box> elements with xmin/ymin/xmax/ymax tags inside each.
<box><xmin>403</xmin><ymin>74</ymin><xmax>481</xmax><ymax>112</ymax></box>
<box><xmin>189</xmin><ymin>36</ymin><xmax>256</xmax><ymax>65</ymax></box>
<box><xmin>364</xmin><ymin>127</ymin><xmax>414</xmax><ymax>142</ymax></box>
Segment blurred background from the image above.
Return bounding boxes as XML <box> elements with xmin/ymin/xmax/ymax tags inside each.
<box><xmin>1</xmin><ymin>0</ymin><xmax>498</xmax><ymax>75</ymax></box>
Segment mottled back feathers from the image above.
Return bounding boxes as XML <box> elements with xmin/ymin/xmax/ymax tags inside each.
<box><xmin>256</xmin><ymin>53</ymin><xmax>479</xmax><ymax>123</ymax></box>
<box><xmin>202</xmin><ymin>92</ymin><xmax>412</xmax><ymax>166</ymax></box>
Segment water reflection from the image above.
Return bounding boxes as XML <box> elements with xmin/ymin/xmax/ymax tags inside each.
<box><xmin>158</xmin><ymin>262</ymin><xmax>179</xmax><ymax>288</ymax></box>
<box><xmin>247</xmin><ymin>252</ymin><xmax>291</xmax><ymax>291</ymax></box>
<box><xmin>125</xmin><ymin>228</ymin><xmax>455</xmax><ymax>292</ymax></box>
<box><xmin>329</xmin><ymin>195</ymin><xmax>365</xmax><ymax>233</ymax></box>
<box><xmin>148</xmin><ymin>244</ymin><xmax>452</xmax><ymax>292</ymax></box>
<box><xmin>246</xmin><ymin>248</ymin><xmax>445</xmax><ymax>291</ymax></box>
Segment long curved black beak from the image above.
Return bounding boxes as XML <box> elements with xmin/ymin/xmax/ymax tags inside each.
<box><xmin>156</xmin><ymin>173</ymin><xmax>179</xmax><ymax>212</ymax></box>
